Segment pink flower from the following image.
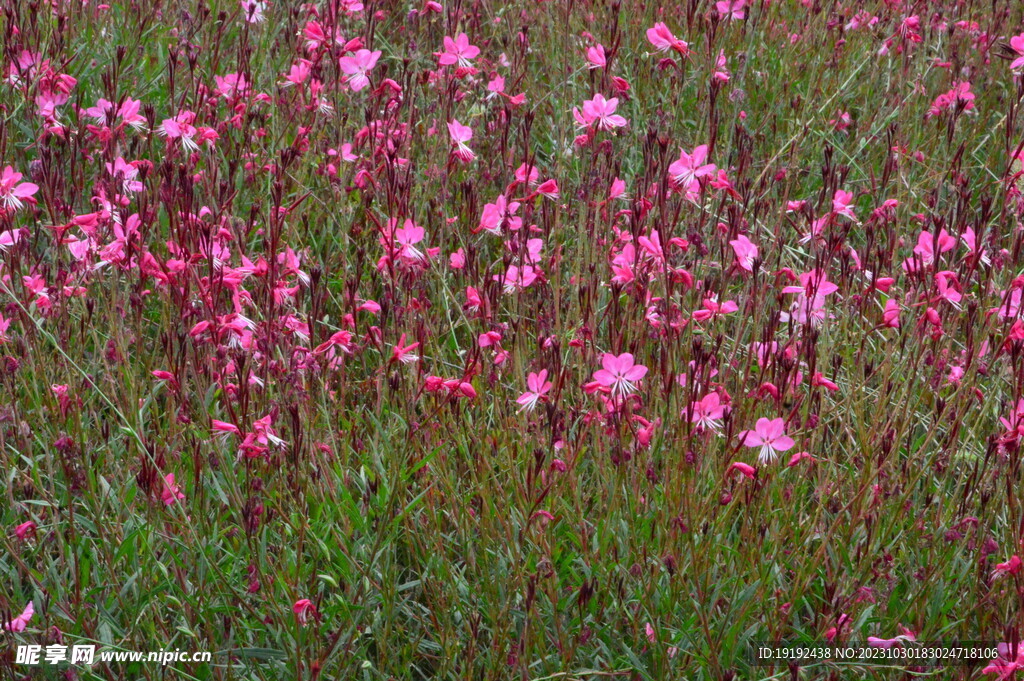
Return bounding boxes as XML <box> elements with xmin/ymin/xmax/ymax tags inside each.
<box><xmin>905</xmin><ymin>229</ymin><xmax>956</xmax><ymax>270</ymax></box>
<box><xmin>926</xmin><ymin>81</ymin><xmax>975</xmax><ymax>119</ymax></box>
<box><xmin>478</xmin><ymin>331</ymin><xmax>502</xmax><ymax>348</ymax></box>
<box><xmin>338</xmin><ymin>49</ymin><xmax>381</xmax><ymax>92</ymax></box>
<box><xmin>867</xmin><ymin>626</ymin><xmax>916</xmax><ymax>649</ymax></box>
<box><xmin>824</xmin><ymin>613</ymin><xmax>851</xmax><ymax>642</ymax></box>
<box><xmin>281</xmin><ymin>59</ymin><xmax>311</xmax><ymax>87</ymax></box>
<box><xmin>494</xmin><ymin>264</ymin><xmax>539</xmax><ymax>293</ymax></box>
<box><xmin>517</xmin><ymin>369</ymin><xmax>552</xmax><ymax>412</ymax></box>
<box><xmin>692</xmin><ymin>295</ymin><xmax>738</xmax><ymax>321</ymax></box>
<box><xmin>729</xmin><ymin>234</ymin><xmax>758</xmax><ymax>272</ymax></box>
<box><xmin>478</xmin><ymin>194</ymin><xmax>521</xmax><ymax>234</ymax></box>
<box><xmin>83</xmin><ymin>97</ymin><xmax>146</xmax><ymax>129</ymax></box>
<box><xmin>0</xmin><ymin>228</ymin><xmax>22</xmax><ymax>251</ymax></box>
<box><xmin>646</xmin><ymin>23</ymin><xmax>689</xmax><ymax>55</ymax></box>
<box><xmin>993</xmin><ymin>555</ymin><xmax>1022</xmax><ymax>578</ymax></box>
<box><xmin>882</xmin><ymin>298</ymin><xmax>901</xmax><ymax>328</ymax></box>
<box><xmin>832</xmin><ymin>189</ymin><xmax>858</xmax><ymax>221</ymax></box>
<box><xmin>293</xmin><ymin>598</ymin><xmax>317</xmax><ymax>625</ymax></box>
<box><xmin>535</xmin><ymin>179</ymin><xmax>559</xmax><ymax>200</ymax></box>
<box><xmin>787</xmin><ymin>451</ymin><xmax>816</xmax><ymax>467</ymax></box>
<box><xmin>715</xmin><ymin>0</ymin><xmax>745</xmax><ymax>20</ymax></box>
<box><xmin>586</xmin><ymin>45</ymin><xmax>606</xmax><ymax>69</ymax></box>
<box><xmin>811</xmin><ymin>372</ymin><xmax>839</xmax><ymax>391</ymax></box>
<box><xmin>448</xmin><ymin>119</ymin><xmax>475</xmax><ymax>163</ymax></box>
<box><xmin>739</xmin><ymin>417</ymin><xmax>795</xmax><ymax>464</ymax></box>
<box><xmin>960</xmin><ymin>227</ymin><xmax>991</xmax><ymax>265</ymax></box>
<box><xmin>211</xmin><ymin>419</ymin><xmax>241</xmax><ymax>437</ymax></box>
<box><xmin>668</xmin><ymin>145</ymin><xmax>716</xmax><ymax>189</ymax></box>
<box><xmin>106</xmin><ymin>157</ymin><xmax>144</xmax><ymax>194</ymax></box>
<box><xmin>3</xmin><ymin>602</ymin><xmax>33</xmax><ymax>632</ymax></box>
<box><xmin>515</xmin><ymin>163</ymin><xmax>539</xmax><ymax>186</ymax></box>
<box><xmin>391</xmin><ymin>333</ymin><xmax>420</xmax><ymax>364</ymax></box>
<box><xmin>983</xmin><ymin>643</ymin><xmax>1024</xmax><ymax>679</ymax></box>
<box><xmin>781</xmin><ymin>269</ymin><xmax>839</xmax><ymax>297</ymax></box>
<box><xmin>993</xmin><ymin>288</ymin><xmax>1024</xmax><ymax>322</ymax></box>
<box><xmin>690</xmin><ymin>393</ymin><xmax>729</xmax><ymax>431</ymax></box>
<box><xmin>385</xmin><ymin>218</ymin><xmax>429</xmax><ymax>263</ymax></box>
<box><xmin>713</xmin><ymin>49</ymin><xmax>731</xmax><ymax>82</ymax></box>
<box><xmin>449</xmin><ymin>248</ymin><xmax>466</xmax><ymax>269</ymax></box>
<box><xmin>159</xmin><ymin>111</ymin><xmax>199</xmax><ymax>151</ymax></box>
<box><xmin>780</xmin><ymin>292</ymin><xmax>828</xmax><ymax>326</ymax></box>
<box><xmin>438</xmin><ymin>33</ymin><xmax>480</xmax><ymax>68</ymax></box>
<box><xmin>726</xmin><ymin>461</ymin><xmax>756</xmax><ymax>480</ymax></box>
<box><xmin>161</xmin><ymin>473</ymin><xmax>185</xmax><ymax>506</ymax></box>
<box><xmin>252</xmin><ymin>414</ymin><xmax>285</xmax><ymax>448</ymax></box>
<box><xmin>608</xmin><ymin>177</ymin><xmax>627</xmax><ymax>201</ymax></box>
<box><xmin>14</xmin><ymin>521</ymin><xmax>36</xmax><ymax>539</ymax></box>
<box><xmin>241</xmin><ymin>0</ymin><xmax>266</xmax><ymax>23</ymax></box>
<box><xmin>0</xmin><ymin>166</ymin><xmax>38</xmax><ymax>212</ymax></box>
<box><xmin>591</xmin><ymin>353</ymin><xmax>648</xmax><ymax>396</ymax></box>
<box><xmin>1011</xmin><ymin>34</ymin><xmax>1024</xmax><ymax>72</ymax></box>
<box><xmin>934</xmin><ymin>271</ymin><xmax>961</xmax><ymax>308</ymax></box>
<box><xmin>573</xmin><ymin>93</ymin><xmax>628</xmax><ymax>131</ymax></box>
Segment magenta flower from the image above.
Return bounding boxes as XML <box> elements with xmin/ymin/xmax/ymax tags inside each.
<box><xmin>993</xmin><ymin>555</ymin><xmax>1022</xmax><ymax>579</ymax></box>
<box><xmin>831</xmin><ymin>189</ymin><xmax>858</xmax><ymax>221</ymax></box>
<box><xmin>586</xmin><ymin>45</ymin><xmax>606</xmax><ymax>69</ymax></box>
<box><xmin>534</xmin><ymin>179</ymin><xmax>559</xmax><ymax>200</ymax></box>
<box><xmin>14</xmin><ymin>520</ymin><xmax>36</xmax><ymax>539</ymax></box>
<box><xmin>692</xmin><ymin>295</ymin><xmax>738</xmax><ymax>321</ymax></box>
<box><xmin>729</xmin><ymin>234</ymin><xmax>758</xmax><ymax>272</ymax></box>
<box><xmin>787</xmin><ymin>451</ymin><xmax>816</xmax><ymax>467</ymax></box>
<box><xmin>390</xmin><ymin>333</ymin><xmax>420</xmax><ymax>365</ymax></box>
<box><xmin>906</xmin><ymin>228</ymin><xmax>956</xmax><ymax>269</ymax></box>
<box><xmin>689</xmin><ymin>393</ymin><xmax>729</xmax><ymax>431</ymax></box>
<box><xmin>161</xmin><ymin>473</ymin><xmax>185</xmax><ymax>506</ymax></box>
<box><xmin>982</xmin><ymin>643</ymin><xmax>1024</xmax><ymax>679</ymax></box>
<box><xmin>83</xmin><ymin>97</ymin><xmax>146</xmax><ymax>129</ymax></box>
<box><xmin>882</xmin><ymin>299</ymin><xmax>901</xmax><ymax>328</ymax></box>
<box><xmin>0</xmin><ymin>166</ymin><xmax>38</xmax><ymax>212</ymax></box>
<box><xmin>726</xmin><ymin>461</ymin><xmax>756</xmax><ymax>480</ymax></box>
<box><xmin>478</xmin><ymin>194</ymin><xmax>521</xmax><ymax>234</ymax></box>
<box><xmin>448</xmin><ymin>119</ymin><xmax>475</xmax><ymax>163</ymax></box>
<box><xmin>960</xmin><ymin>227</ymin><xmax>991</xmax><ymax>265</ymax></box>
<box><xmin>646</xmin><ymin>22</ymin><xmax>689</xmax><ymax>55</ymax></box>
<box><xmin>338</xmin><ymin>49</ymin><xmax>381</xmax><ymax>92</ymax></box>
<box><xmin>1011</xmin><ymin>34</ymin><xmax>1024</xmax><ymax>72</ymax></box>
<box><xmin>2</xmin><ymin>602</ymin><xmax>33</xmax><ymax>632</ymax></box>
<box><xmin>494</xmin><ymin>264</ymin><xmax>539</xmax><ymax>293</ymax></box>
<box><xmin>926</xmin><ymin>81</ymin><xmax>975</xmax><ymax>119</ymax></box>
<box><xmin>241</xmin><ymin>0</ymin><xmax>266</xmax><ymax>23</ymax></box>
<box><xmin>159</xmin><ymin>111</ymin><xmax>199</xmax><ymax>151</ymax></box>
<box><xmin>739</xmin><ymin>417</ymin><xmax>795</xmax><ymax>464</ymax></box>
<box><xmin>668</xmin><ymin>145</ymin><xmax>716</xmax><ymax>189</ymax></box>
<box><xmin>293</xmin><ymin>598</ymin><xmax>317</xmax><ymax>625</ymax></box>
<box><xmin>438</xmin><ymin>33</ymin><xmax>480</xmax><ymax>68</ymax></box>
<box><xmin>866</xmin><ymin>627</ymin><xmax>916</xmax><ymax>649</ymax></box>
<box><xmin>592</xmin><ymin>353</ymin><xmax>648</xmax><ymax>396</ymax></box>
<box><xmin>517</xmin><ymin>369</ymin><xmax>552</xmax><ymax>412</ymax></box>
<box><xmin>384</xmin><ymin>218</ymin><xmax>428</xmax><ymax>263</ymax></box>
<box><xmin>449</xmin><ymin>248</ymin><xmax>465</xmax><ymax>269</ymax></box>
<box><xmin>781</xmin><ymin>269</ymin><xmax>839</xmax><ymax>298</ymax></box>
<box><xmin>573</xmin><ymin>94</ymin><xmax>627</xmax><ymax>131</ymax></box>
<box><xmin>715</xmin><ymin>0</ymin><xmax>746</xmax><ymax>20</ymax></box>
<box><xmin>106</xmin><ymin>157</ymin><xmax>144</xmax><ymax>194</ymax></box>
<box><xmin>0</xmin><ymin>228</ymin><xmax>21</xmax><ymax>252</ymax></box>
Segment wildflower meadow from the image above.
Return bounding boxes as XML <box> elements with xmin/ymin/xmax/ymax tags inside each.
<box><xmin>3</xmin><ymin>0</ymin><xmax>1024</xmax><ymax>678</ymax></box>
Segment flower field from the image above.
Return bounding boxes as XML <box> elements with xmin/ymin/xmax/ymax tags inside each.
<box><xmin>2</xmin><ymin>0</ymin><xmax>1024</xmax><ymax>679</ymax></box>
